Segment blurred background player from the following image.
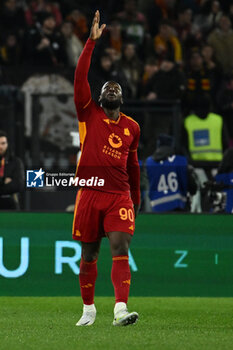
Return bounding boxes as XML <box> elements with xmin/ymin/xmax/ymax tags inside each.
<box><xmin>0</xmin><ymin>130</ymin><xmax>24</xmax><ymax>209</ymax></box>
<box><xmin>146</xmin><ymin>134</ymin><xmax>197</xmax><ymax>212</ymax></box>
<box><xmin>72</xmin><ymin>11</ymin><xmax>140</xmax><ymax>327</ymax></box>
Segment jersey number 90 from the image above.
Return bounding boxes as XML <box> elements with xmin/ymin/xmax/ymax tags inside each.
<box><xmin>119</xmin><ymin>208</ymin><xmax>134</xmax><ymax>221</ymax></box>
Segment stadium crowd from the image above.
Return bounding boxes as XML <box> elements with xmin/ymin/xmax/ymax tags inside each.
<box><xmin>1</xmin><ymin>0</ymin><xmax>233</xmax><ymax>143</ymax></box>
<box><xmin>0</xmin><ymin>1</ymin><xmax>233</xmax><ymax>105</ymax></box>
<box><xmin>0</xmin><ymin>0</ymin><xmax>233</xmax><ymax>212</ymax></box>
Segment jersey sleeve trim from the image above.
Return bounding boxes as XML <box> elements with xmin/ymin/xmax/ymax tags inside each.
<box><xmin>83</xmin><ymin>98</ymin><xmax>92</xmax><ymax>110</ymax></box>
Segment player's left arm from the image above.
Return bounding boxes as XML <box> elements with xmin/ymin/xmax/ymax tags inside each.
<box><xmin>127</xmin><ymin>126</ymin><xmax>141</xmax><ymax>218</ymax></box>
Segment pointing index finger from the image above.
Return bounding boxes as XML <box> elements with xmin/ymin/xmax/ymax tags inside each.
<box><xmin>92</xmin><ymin>12</ymin><xmax>97</xmax><ymax>25</ymax></box>
<box><xmin>96</xmin><ymin>10</ymin><xmax>100</xmax><ymax>23</ymax></box>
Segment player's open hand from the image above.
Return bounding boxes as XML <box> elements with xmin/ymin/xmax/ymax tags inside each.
<box><xmin>89</xmin><ymin>10</ymin><xmax>106</xmax><ymax>41</ymax></box>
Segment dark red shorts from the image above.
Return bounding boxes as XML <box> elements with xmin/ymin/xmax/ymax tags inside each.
<box><xmin>72</xmin><ymin>189</ymin><xmax>135</xmax><ymax>242</ymax></box>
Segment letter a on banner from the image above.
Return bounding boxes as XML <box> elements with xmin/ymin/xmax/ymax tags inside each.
<box><xmin>0</xmin><ymin>237</ymin><xmax>29</xmax><ymax>278</ymax></box>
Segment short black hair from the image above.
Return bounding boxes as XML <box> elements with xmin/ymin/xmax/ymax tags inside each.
<box><xmin>0</xmin><ymin>130</ymin><xmax>8</xmax><ymax>139</ymax></box>
<box><xmin>36</xmin><ymin>11</ymin><xmax>55</xmax><ymax>25</ymax></box>
<box><xmin>156</xmin><ymin>134</ymin><xmax>174</xmax><ymax>148</ymax></box>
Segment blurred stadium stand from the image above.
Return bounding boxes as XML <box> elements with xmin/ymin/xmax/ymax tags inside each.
<box><xmin>1</xmin><ymin>0</ymin><xmax>233</xmax><ymax>213</ymax></box>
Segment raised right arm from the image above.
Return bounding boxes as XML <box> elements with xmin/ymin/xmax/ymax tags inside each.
<box><xmin>74</xmin><ymin>10</ymin><xmax>106</xmax><ymax>113</ymax></box>
<box><xmin>74</xmin><ymin>39</ymin><xmax>95</xmax><ymax>111</ymax></box>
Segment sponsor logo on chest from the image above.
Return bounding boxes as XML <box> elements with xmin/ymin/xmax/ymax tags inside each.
<box><xmin>101</xmin><ymin>119</ymin><xmax>131</xmax><ymax>159</ymax></box>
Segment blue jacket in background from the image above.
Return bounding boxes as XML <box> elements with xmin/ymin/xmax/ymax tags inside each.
<box><xmin>146</xmin><ymin>155</ymin><xmax>188</xmax><ymax>212</ymax></box>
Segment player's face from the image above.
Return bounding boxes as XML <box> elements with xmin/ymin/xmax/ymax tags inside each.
<box><xmin>101</xmin><ymin>81</ymin><xmax>122</xmax><ymax>101</ymax></box>
<box><xmin>99</xmin><ymin>81</ymin><xmax>123</xmax><ymax>110</ymax></box>
<box><xmin>0</xmin><ymin>137</ymin><xmax>8</xmax><ymax>157</ymax></box>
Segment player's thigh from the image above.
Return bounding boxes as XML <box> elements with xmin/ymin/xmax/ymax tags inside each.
<box><xmin>72</xmin><ymin>189</ymin><xmax>105</xmax><ymax>242</ymax></box>
<box><xmin>104</xmin><ymin>195</ymin><xmax>135</xmax><ymax>236</ymax></box>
